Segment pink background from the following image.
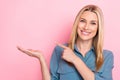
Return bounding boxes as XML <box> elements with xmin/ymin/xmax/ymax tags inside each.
<box><xmin>0</xmin><ymin>0</ymin><xmax>119</xmax><ymax>80</ymax></box>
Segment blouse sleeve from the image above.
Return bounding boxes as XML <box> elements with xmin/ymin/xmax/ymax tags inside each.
<box><xmin>50</xmin><ymin>46</ymin><xmax>61</xmax><ymax>80</ymax></box>
<box><xmin>95</xmin><ymin>51</ymin><xmax>114</xmax><ymax>80</ymax></box>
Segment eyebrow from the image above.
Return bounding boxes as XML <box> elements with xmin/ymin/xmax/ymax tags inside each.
<box><xmin>80</xmin><ymin>18</ymin><xmax>97</xmax><ymax>22</ymax></box>
<box><xmin>91</xmin><ymin>20</ymin><xmax>97</xmax><ymax>22</ymax></box>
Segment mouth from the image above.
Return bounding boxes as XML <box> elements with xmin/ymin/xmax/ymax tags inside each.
<box><xmin>81</xmin><ymin>30</ymin><xmax>91</xmax><ymax>35</ymax></box>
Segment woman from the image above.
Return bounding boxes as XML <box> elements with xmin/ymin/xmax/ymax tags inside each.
<box><xmin>17</xmin><ymin>5</ymin><xmax>114</xmax><ymax>80</ymax></box>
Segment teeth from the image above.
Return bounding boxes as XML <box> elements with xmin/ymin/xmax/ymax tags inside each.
<box><xmin>81</xmin><ymin>31</ymin><xmax>90</xmax><ymax>35</ymax></box>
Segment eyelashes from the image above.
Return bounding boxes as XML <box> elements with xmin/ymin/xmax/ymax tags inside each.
<box><xmin>80</xmin><ymin>19</ymin><xmax>85</xmax><ymax>22</ymax></box>
<box><xmin>91</xmin><ymin>22</ymin><xmax>97</xmax><ymax>25</ymax></box>
<box><xmin>79</xmin><ymin>19</ymin><xmax>97</xmax><ymax>25</ymax></box>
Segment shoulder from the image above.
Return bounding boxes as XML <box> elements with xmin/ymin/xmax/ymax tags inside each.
<box><xmin>103</xmin><ymin>49</ymin><xmax>114</xmax><ymax>59</ymax></box>
<box><xmin>99</xmin><ymin>49</ymin><xmax>114</xmax><ymax>72</ymax></box>
<box><xmin>53</xmin><ymin>43</ymin><xmax>68</xmax><ymax>55</ymax></box>
<box><xmin>102</xmin><ymin>49</ymin><xmax>114</xmax><ymax>66</ymax></box>
<box><xmin>51</xmin><ymin>43</ymin><xmax>68</xmax><ymax>60</ymax></box>
<box><xmin>97</xmin><ymin>50</ymin><xmax>114</xmax><ymax>75</ymax></box>
<box><xmin>54</xmin><ymin>43</ymin><xmax>68</xmax><ymax>51</ymax></box>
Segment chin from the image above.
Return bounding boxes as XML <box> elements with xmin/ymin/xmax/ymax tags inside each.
<box><xmin>78</xmin><ymin>36</ymin><xmax>93</xmax><ymax>41</ymax></box>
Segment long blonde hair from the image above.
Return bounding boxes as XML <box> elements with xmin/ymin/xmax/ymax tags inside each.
<box><xmin>68</xmin><ymin>5</ymin><xmax>104</xmax><ymax>71</ymax></box>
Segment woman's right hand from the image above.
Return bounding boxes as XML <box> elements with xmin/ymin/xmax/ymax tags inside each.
<box><xmin>17</xmin><ymin>46</ymin><xmax>51</xmax><ymax>80</ymax></box>
<box><xmin>17</xmin><ymin>46</ymin><xmax>44</xmax><ymax>59</ymax></box>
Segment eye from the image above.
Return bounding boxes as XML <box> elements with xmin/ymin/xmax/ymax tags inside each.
<box><xmin>91</xmin><ymin>22</ymin><xmax>97</xmax><ymax>25</ymax></box>
<box><xmin>80</xmin><ymin>19</ymin><xmax>85</xmax><ymax>22</ymax></box>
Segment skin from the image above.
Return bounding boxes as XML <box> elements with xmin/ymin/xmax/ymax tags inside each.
<box><xmin>17</xmin><ymin>46</ymin><xmax>51</xmax><ymax>80</ymax></box>
<box><xmin>17</xmin><ymin>11</ymin><xmax>98</xmax><ymax>80</ymax></box>
<box><xmin>76</xmin><ymin>11</ymin><xmax>98</xmax><ymax>56</ymax></box>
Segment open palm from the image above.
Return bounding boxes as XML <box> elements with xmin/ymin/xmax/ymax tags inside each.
<box><xmin>17</xmin><ymin>46</ymin><xmax>43</xmax><ymax>59</ymax></box>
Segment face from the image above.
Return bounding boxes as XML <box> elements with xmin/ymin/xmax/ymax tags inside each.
<box><xmin>77</xmin><ymin>11</ymin><xmax>98</xmax><ymax>42</ymax></box>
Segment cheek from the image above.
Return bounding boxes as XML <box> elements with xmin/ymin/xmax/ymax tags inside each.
<box><xmin>92</xmin><ymin>27</ymin><xmax>98</xmax><ymax>34</ymax></box>
<box><xmin>78</xmin><ymin>22</ymin><xmax>85</xmax><ymax>28</ymax></box>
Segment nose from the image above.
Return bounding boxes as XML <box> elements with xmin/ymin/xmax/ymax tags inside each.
<box><xmin>84</xmin><ymin>23</ymin><xmax>89</xmax><ymax>30</ymax></box>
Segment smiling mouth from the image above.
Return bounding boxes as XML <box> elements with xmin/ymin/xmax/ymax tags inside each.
<box><xmin>81</xmin><ymin>30</ymin><xmax>91</xmax><ymax>35</ymax></box>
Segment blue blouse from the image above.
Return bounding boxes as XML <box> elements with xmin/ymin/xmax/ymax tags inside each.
<box><xmin>50</xmin><ymin>44</ymin><xmax>114</xmax><ymax>80</ymax></box>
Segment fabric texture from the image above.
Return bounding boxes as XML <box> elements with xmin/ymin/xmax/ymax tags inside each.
<box><xmin>50</xmin><ymin>43</ymin><xmax>114</xmax><ymax>80</ymax></box>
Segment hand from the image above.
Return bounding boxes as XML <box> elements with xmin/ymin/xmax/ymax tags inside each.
<box><xmin>57</xmin><ymin>43</ymin><xmax>78</xmax><ymax>63</ymax></box>
<box><xmin>17</xmin><ymin>46</ymin><xmax>44</xmax><ymax>59</ymax></box>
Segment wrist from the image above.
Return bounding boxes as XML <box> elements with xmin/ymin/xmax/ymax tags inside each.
<box><xmin>38</xmin><ymin>54</ymin><xmax>45</xmax><ymax>61</ymax></box>
<box><xmin>71</xmin><ymin>56</ymin><xmax>79</xmax><ymax>65</ymax></box>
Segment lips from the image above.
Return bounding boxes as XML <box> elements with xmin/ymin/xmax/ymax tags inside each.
<box><xmin>81</xmin><ymin>30</ymin><xmax>91</xmax><ymax>35</ymax></box>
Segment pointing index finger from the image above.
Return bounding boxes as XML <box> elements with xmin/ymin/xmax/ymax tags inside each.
<box><xmin>57</xmin><ymin>43</ymin><xmax>68</xmax><ymax>49</ymax></box>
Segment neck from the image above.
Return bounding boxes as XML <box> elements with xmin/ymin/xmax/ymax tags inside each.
<box><xmin>76</xmin><ymin>38</ymin><xmax>93</xmax><ymax>57</ymax></box>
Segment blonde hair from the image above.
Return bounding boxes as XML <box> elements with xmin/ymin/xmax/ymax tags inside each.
<box><xmin>68</xmin><ymin>5</ymin><xmax>104</xmax><ymax>71</ymax></box>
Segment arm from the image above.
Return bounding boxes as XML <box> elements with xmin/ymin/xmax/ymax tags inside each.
<box><xmin>57</xmin><ymin>44</ymin><xmax>114</xmax><ymax>80</ymax></box>
<box><xmin>17</xmin><ymin>46</ymin><xmax>50</xmax><ymax>80</ymax></box>
<box><xmin>57</xmin><ymin>43</ymin><xmax>94</xmax><ymax>80</ymax></box>
<box><xmin>72</xmin><ymin>56</ymin><xmax>94</xmax><ymax>80</ymax></box>
<box><xmin>69</xmin><ymin>52</ymin><xmax>114</xmax><ymax>80</ymax></box>
<box><xmin>39</xmin><ymin>55</ymin><xmax>51</xmax><ymax>80</ymax></box>
<box><xmin>94</xmin><ymin>51</ymin><xmax>114</xmax><ymax>80</ymax></box>
<box><xmin>50</xmin><ymin>46</ymin><xmax>60</xmax><ymax>80</ymax></box>
<box><xmin>63</xmin><ymin>50</ymin><xmax>114</xmax><ymax>80</ymax></box>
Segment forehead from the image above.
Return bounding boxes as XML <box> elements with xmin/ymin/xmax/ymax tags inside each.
<box><xmin>80</xmin><ymin>11</ymin><xmax>98</xmax><ymax>21</ymax></box>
